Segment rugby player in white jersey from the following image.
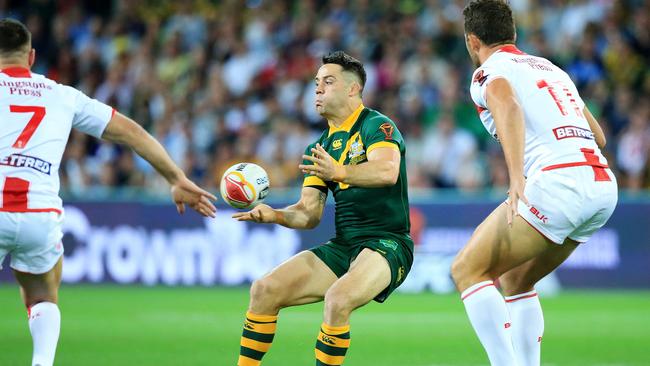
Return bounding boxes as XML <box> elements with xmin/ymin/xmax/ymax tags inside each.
<box><xmin>450</xmin><ymin>1</ymin><xmax>618</xmax><ymax>365</ymax></box>
<box><xmin>0</xmin><ymin>18</ymin><xmax>217</xmax><ymax>366</ymax></box>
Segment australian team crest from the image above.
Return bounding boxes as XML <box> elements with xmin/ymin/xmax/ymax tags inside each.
<box><xmin>348</xmin><ymin>138</ymin><xmax>366</xmax><ymax>165</ymax></box>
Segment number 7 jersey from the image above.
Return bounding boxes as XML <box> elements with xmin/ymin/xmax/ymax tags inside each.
<box><xmin>470</xmin><ymin>45</ymin><xmax>608</xmax><ymax>179</ymax></box>
<box><xmin>0</xmin><ymin>67</ymin><xmax>113</xmax><ymax>213</ymax></box>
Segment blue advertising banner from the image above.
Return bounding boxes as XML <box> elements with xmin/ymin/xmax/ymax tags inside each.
<box><xmin>1</xmin><ymin>199</ymin><xmax>649</xmax><ymax>289</ymax></box>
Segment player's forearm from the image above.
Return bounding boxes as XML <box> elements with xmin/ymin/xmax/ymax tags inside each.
<box><xmin>274</xmin><ymin>203</ymin><xmax>320</xmax><ymax>229</ymax></box>
<box><xmin>333</xmin><ymin>161</ymin><xmax>398</xmax><ymax>187</ymax></box>
<box><xmin>494</xmin><ymin>102</ymin><xmax>526</xmax><ymax>179</ymax></box>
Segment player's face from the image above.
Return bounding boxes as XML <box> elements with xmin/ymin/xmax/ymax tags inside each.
<box><xmin>314</xmin><ymin>64</ymin><xmax>349</xmax><ymax>117</ymax></box>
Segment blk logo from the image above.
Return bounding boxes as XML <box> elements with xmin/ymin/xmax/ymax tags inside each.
<box><xmin>529</xmin><ymin>206</ymin><xmax>548</xmax><ymax>224</ymax></box>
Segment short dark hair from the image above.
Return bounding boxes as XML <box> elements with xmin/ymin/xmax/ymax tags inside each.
<box><xmin>322</xmin><ymin>51</ymin><xmax>366</xmax><ymax>92</ymax></box>
<box><xmin>0</xmin><ymin>18</ymin><xmax>31</xmax><ymax>56</ymax></box>
<box><xmin>463</xmin><ymin>0</ymin><xmax>515</xmax><ymax>47</ymax></box>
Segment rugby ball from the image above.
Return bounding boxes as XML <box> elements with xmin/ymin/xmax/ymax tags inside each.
<box><xmin>220</xmin><ymin>163</ymin><xmax>270</xmax><ymax>209</ymax></box>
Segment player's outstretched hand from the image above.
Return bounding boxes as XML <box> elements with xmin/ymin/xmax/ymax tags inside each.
<box><xmin>299</xmin><ymin>144</ymin><xmax>344</xmax><ymax>182</ymax></box>
<box><xmin>232</xmin><ymin>204</ymin><xmax>277</xmax><ymax>223</ymax></box>
<box><xmin>171</xmin><ymin>176</ymin><xmax>217</xmax><ymax>218</ymax></box>
<box><xmin>507</xmin><ymin>177</ymin><xmax>529</xmax><ymax>227</ymax></box>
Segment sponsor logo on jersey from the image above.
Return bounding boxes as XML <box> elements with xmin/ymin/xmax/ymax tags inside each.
<box><xmin>473</xmin><ymin>69</ymin><xmax>488</xmax><ymax>86</ymax></box>
<box><xmin>0</xmin><ymin>154</ymin><xmax>51</xmax><ymax>175</ymax></box>
<box><xmin>511</xmin><ymin>56</ymin><xmax>554</xmax><ymax>71</ymax></box>
<box><xmin>553</xmin><ymin>125</ymin><xmax>594</xmax><ymax>141</ymax></box>
<box><xmin>379</xmin><ymin>122</ymin><xmax>394</xmax><ymax>140</ymax></box>
<box><xmin>529</xmin><ymin>206</ymin><xmax>548</xmax><ymax>224</ymax></box>
<box><xmin>0</xmin><ymin>80</ymin><xmax>52</xmax><ymax>97</ymax></box>
<box><xmin>332</xmin><ymin>139</ymin><xmax>342</xmax><ymax>150</ymax></box>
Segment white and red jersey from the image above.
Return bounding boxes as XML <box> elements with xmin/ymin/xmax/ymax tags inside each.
<box><xmin>470</xmin><ymin>45</ymin><xmax>610</xmax><ymax>181</ymax></box>
<box><xmin>0</xmin><ymin>67</ymin><xmax>113</xmax><ymax>214</ymax></box>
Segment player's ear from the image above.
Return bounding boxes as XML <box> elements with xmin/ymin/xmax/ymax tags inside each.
<box><xmin>28</xmin><ymin>49</ymin><xmax>35</xmax><ymax>67</ymax></box>
<box><xmin>348</xmin><ymin>80</ymin><xmax>362</xmax><ymax>97</ymax></box>
<box><xmin>467</xmin><ymin>33</ymin><xmax>482</xmax><ymax>53</ymax></box>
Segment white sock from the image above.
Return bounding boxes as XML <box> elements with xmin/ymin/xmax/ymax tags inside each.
<box><xmin>505</xmin><ymin>290</ymin><xmax>544</xmax><ymax>366</ymax></box>
<box><xmin>461</xmin><ymin>281</ymin><xmax>516</xmax><ymax>366</ymax></box>
<box><xmin>28</xmin><ymin>302</ymin><xmax>61</xmax><ymax>366</ymax></box>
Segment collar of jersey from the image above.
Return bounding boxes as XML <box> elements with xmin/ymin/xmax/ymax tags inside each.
<box><xmin>328</xmin><ymin>103</ymin><xmax>365</xmax><ymax>137</ymax></box>
<box><xmin>0</xmin><ymin>67</ymin><xmax>32</xmax><ymax>78</ymax></box>
<box><xmin>497</xmin><ymin>45</ymin><xmax>526</xmax><ymax>55</ymax></box>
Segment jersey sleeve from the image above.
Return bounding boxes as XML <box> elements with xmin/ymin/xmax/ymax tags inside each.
<box><xmin>469</xmin><ymin>63</ymin><xmax>510</xmax><ymax>109</ymax></box>
<box><xmin>302</xmin><ymin>142</ymin><xmax>328</xmax><ymax>191</ymax></box>
<box><xmin>361</xmin><ymin>117</ymin><xmax>403</xmax><ymax>156</ymax></box>
<box><xmin>66</xmin><ymin>86</ymin><xmax>114</xmax><ymax>138</ymax></box>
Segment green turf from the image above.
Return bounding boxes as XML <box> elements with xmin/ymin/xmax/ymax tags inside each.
<box><xmin>0</xmin><ymin>285</ymin><xmax>648</xmax><ymax>365</ymax></box>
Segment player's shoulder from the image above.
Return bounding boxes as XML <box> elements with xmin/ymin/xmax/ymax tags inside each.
<box><xmin>362</xmin><ymin>107</ymin><xmax>398</xmax><ymax>130</ymax></box>
<box><xmin>30</xmin><ymin>73</ymin><xmax>82</xmax><ymax>97</ymax></box>
<box><xmin>360</xmin><ymin>107</ymin><xmax>404</xmax><ymax>144</ymax></box>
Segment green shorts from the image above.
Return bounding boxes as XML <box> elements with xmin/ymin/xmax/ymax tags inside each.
<box><xmin>310</xmin><ymin>236</ymin><xmax>414</xmax><ymax>303</ymax></box>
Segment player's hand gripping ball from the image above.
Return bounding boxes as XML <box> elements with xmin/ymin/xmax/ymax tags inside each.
<box><xmin>220</xmin><ymin>163</ymin><xmax>270</xmax><ymax>209</ymax></box>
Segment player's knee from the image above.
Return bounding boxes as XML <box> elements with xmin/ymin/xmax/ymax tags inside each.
<box><xmin>499</xmin><ymin>274</ymin><xmax>534</xmax><ymax>296</ymax></box>
<box><xmin>450</xmin><ymin>255</ymin><xmax>468</xmax><ymax>287</ymax></box>
<box><xmin>22</xmin><ymin>292</ymin><xmax>57</xmax><ymax>308</ymax></box>
<box><xmin>250</xmin><ymin>277</ymin><xmax>283</xmax><ymax>306</ymax></box>
<box><xmin>324</xmin><ymin>289</ymin><xmax>353</xmax><ymax>317</ymax></box>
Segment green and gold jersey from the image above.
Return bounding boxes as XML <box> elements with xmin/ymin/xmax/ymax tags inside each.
<box><xmin>302</xmin><ymin>104</ymin><xmax>411</xmax><ymax>246</ymax></box>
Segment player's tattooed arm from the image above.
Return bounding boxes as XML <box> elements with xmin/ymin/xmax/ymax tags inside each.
<box><xmin>318</xmin><ymin>190</ymin><xmax>327</xmax><ymax>207</ymax></box>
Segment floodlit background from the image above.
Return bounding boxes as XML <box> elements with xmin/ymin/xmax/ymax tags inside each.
<box><xmin>0</xmin><ymin>1</ymin><xmax>649</xmax><ymax>365</ymax></box>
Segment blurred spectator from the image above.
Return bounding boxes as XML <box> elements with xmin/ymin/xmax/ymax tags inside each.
<box><xmin>0</xmin><ymin>0</ymin><xmax>644</xmax><ymax>195</ymax></box>
<box><xmin>617</xmin><ymin>105</ymin><xmax>650</xmax><ymax>191</ymax></box>
<box><xmin>414</xmin><ymin>113</ymin><xmax>482</xmax><ymax>189</ymax></box>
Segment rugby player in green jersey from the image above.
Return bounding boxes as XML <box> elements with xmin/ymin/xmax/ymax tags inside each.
<box><xmin>232</xmin><ymin>51</ymin><xmax>413</xmax><ymax>366</ymax></box>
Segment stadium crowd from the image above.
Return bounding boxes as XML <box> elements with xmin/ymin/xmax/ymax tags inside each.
<box><xmin>2</xmin><ymin>0</ymin><xmax>649</xmax><ymax>194</ymax></box>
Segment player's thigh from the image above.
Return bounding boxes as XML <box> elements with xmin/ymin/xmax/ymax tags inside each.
<box><xmin>325</xmin><ymin>248</ymin><xmax>391</xmax><ymax>311</ymax></box>
<box><xmin>500</xmin><ymin>238</ymin><xmax>579</xmax><ymax>296</ymax></box>
<box><xmin>452</xmin><ymin>203</ymin><xmax>555</xmax><ymax>290</ymax></box>
<box><xmin>253</xmin><ymin>250</ymin><xmax>338</xmax><ymax>307</ymax></box>
<box><xmin>13</xmin><ymin>256</ymin><xmax>63</xmax><ymax>306</ymax></box>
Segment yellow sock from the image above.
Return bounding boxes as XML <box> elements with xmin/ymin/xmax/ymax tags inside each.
<box><xmin>315</xmin><ymin>323</ymin><xmax>351</xmax><ymax>366</ymax></box>
<box><xmin>237</xmin><ymin>312</ymin><xmax>278</xmax><ymax>366</ymax></box>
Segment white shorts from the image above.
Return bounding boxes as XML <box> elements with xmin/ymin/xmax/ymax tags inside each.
<box><xmin>0</xmin><ymin>211</ymin><xmax>64</xmax><ymax>274</ymax></box>
<box><xmin>518</xmin><ymin>166</ymin><xmax>618</xmax><ymax>244</ymax></box>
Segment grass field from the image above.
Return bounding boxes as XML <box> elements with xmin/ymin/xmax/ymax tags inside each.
<box><xmin>0</xmin><ymin>285</ymin><xmax>648</xmax><ymax>366</ymax></box>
